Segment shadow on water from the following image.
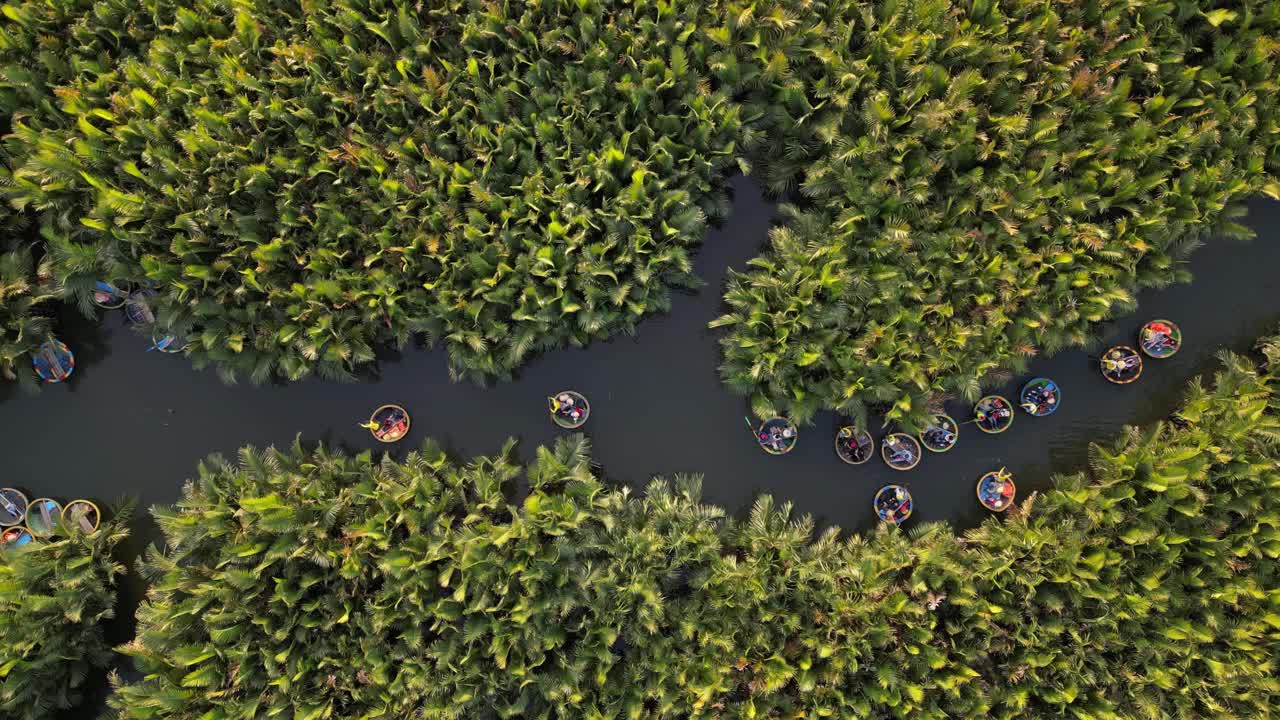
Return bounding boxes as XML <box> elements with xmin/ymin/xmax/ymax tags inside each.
<box><xmin>3</xmin><ymin>179</ymin><xmax>1278</xmax><ymax>717</ymax></box>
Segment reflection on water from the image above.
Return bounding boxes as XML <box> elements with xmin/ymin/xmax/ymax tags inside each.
<box><xmin>0</xmin><ymin>180</ymin><xmax>1277</xmax><ymax>719</ymax></box>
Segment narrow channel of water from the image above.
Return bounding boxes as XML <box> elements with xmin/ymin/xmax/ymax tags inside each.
<box><xmin>1</xmin><ymin>178</ymin><xmax>1277</xmax><ymax>718</ymax></box>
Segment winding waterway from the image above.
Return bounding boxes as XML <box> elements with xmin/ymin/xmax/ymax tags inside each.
<box><xmin>1</xmin><ymin>177</ymin><xmax>1279</xmax><ymax>717</ymax></box>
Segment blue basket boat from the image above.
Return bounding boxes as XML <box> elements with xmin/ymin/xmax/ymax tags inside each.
<box><xmin>32</xmin><ymin>339</ymin><xmax>74</xmax><ymax>383</ymax></box>
<box><xmin>978</xmin><ymin>468</ymin><xmax>1017</xmax><ymax>512</ymax></box>
<box><xmin>1019</xmin><ymin>378</ymin><xmax>1061</xmax><ymax>417</ymax></box>
<box><xmin>874</xmin><ymin>485</ymin><xmax>913</xmax><ymax>524</ymax></box>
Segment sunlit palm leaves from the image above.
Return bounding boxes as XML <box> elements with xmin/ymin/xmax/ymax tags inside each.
<box><xmin>1</xmin><ymin>0</ymin><xmax>742</xmax><ymax>383</ymax></box>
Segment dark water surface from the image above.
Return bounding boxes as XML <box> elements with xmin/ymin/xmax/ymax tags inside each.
<box><xmin>2</xmin><ymin>177</ymin><xmax>1279</xmax><ymax>717</ymax></box>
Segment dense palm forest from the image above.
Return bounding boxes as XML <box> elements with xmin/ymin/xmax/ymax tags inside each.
<box><xmin>711</xmin><ymin>0</ymin><xmax>1280</xmax><ymax>426</ymax></box>
<box><xmin>0</xmin><ymin>0</ymin><xmax>743</xmax><ymax>382</ymax></box>
<box><xmin>0</xmin><ymin>511</ymin><xmax>128</xmax><ymax>719</ymax></box>
<box><xmin>110</xmin><ymin>331</ymin><xmax>1280</xmax><ymax>719</ymax></box>
<box><xmin>1</xmin><ymin>0</ymin><xmax>1275</xmax><ymax>405</ymax></box>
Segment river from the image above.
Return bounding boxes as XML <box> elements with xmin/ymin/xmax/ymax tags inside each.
<box><xmin>0</xmin><ymin>176</ymin><xmax>1277</xmax><ymax>717</ymax></box>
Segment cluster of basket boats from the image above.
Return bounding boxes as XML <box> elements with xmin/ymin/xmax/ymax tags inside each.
<box><xmin>358</xmin><ymin>390</ymin><xmax>590</xmax><ymax>444</ymax></box>
<box><xmin>762</xmin><ymin>319</ymin><xmax>1183</xmax><ymax>524</ymax></box>
<box><xmin>354</xmin><ymin>322</ymin><xmax>1181</xmax><ymax>526</ymax></box>
<box><xmin>29</xmin><ymin>280</ymin><xmax>188</xmax><ymax>385</ymax></box>
<box><xmin>0</xmin><ymin>488</ymin><xmax>101</xmax><ymax>549</ymax></box>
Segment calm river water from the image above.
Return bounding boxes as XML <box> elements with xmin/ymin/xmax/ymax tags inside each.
<box><xmin>1</xmin><ymin>177</ymin><xmax>1278</xmax><ymax>717</ymax></box>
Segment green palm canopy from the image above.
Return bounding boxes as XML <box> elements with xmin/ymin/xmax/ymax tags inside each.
<box><xmin>712</xmin><ymin>0</ymin><xmax>1280</xmax><ymax>427</ymax></box>
<box><xmin>0</xmin><ymin>507</ymin><xmax>128</xmax><ymax>720</ymax></box>
<box><xmin>1</xmin><ymin>0</ymin><xmax>742</xmax><ymax>383</ymax></box>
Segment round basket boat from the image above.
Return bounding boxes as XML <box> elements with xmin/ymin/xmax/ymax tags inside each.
<box><xmin>919</xmin><ymin>414</ymin><xmax>959</xmax><ymax>453</ymax></box>
<box><xmin>1100</xmin><ymin>346</ymin><xmax>1143</xmax><ymax>384</ymax></box>
<box><xmin>32</xmin><ymin>339</ymin><xmax>74</xmax><ymax>383</ymax></box>
<box><xmin>91</xmin><ymin>280</ymin><xmax>130</xmax><ymax>310</ymax></box>
<box><xmin>1019</xmin><ymin>378</ymin><xmax>1061</xmax><ymax>417</ymax></box>
<box><xmin>367</xmin><ymin>404</ymin><xmax>410</xmax><ymax>443</ymax></box>
<box><xmin>25</xmin><ymin>498</ymin><xmax>62</xmax><ymax>538</ymax></box>
<box><xmin>1139</xmin><ymin>319</ymin><xmax>1182</xmax><ymax>359</ymax></box>
<box><xmin>549</xmin><ymin>390</ymin><xmax>590</xmax><ymax>429</ymax></box>
<box><xmin>756</xmin><ymin>417</ymin><xmax>798</xmax><ymax>455</ymax></box>
<box><xmin>151</xmin><ymin>332</ymin><xmax>189</xmax><ymax>354</ymax></box>
<box><xmin>974</xmin><ymin>395</ymin><xmax>1015</xmax><ymax>434</ymax></box>
<box><xmin>1</xmin><ymin>527</ymin><xmax>34</xmax><ymax>550</ymax></box>
<box><xmin>124</xmin><ymin>290</ymin><xmax>156</xmax><ymax>325</ymax></box>
<box><xmin>977</xmin><ymin>468</ymin><xmax>1016</xmax><ymax>512</ymax></box>
<box><xmin>0</xmin><ymin>488</ymin><xmax>29</xmax><ymax>527</ymax></box>
<box><xmin>62</xmin><ymin>500</ymin><xmax>100</xmax><ymax>535</ymax></box>
<box><xmin>874</xmin><ymin>484</ymin><xmax>913</xmax><ymax>525</ymax></box>
<box><xmin>881</xmin><ymin>433</ymin><xmax>922</xmax><ymax>471</ymax></box>
<box><xmin>834</xmin><ymin>426</ymin><xmax>874</xmax><ymax>465</ymax></box>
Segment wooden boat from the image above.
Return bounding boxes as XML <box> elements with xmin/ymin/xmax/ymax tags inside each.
<box><xmin>974</xmin><ymin>395</ymin><xmax>1014</xmax><ymax>434</ymax></box>
<box><xmin>1100</xmin><ymin>346</ymin><xmax>1143</xmax><ymax>384</ymax></box>
<box><xmin>919</xmin><ymin>414</ymin><xmax>959</xmax><ymax>452</ymax></box>
<box><xmin>881</xmin><ymin>433</ymin><xmax>922</xmax><ymax>471</ymax></box>
<box><xmin>834</xmin><ymin>426</ymin><xmax>874</xmax><ymax>464</ymax></box>
<box><xmin>366</xmin><ymin>404</ymin><xmax>410</xmax><ymax>443</ymax></box>
<box><xmin>25</xmin><ymin>498</ymin><xmax>62</xmax><ymax>537</ymax></box>
<box><xmin>549</xmin><ymin>390</ymin><xmax>590</xmax><ymax>429</ymax></box>
<box><xmin>1019</xmin><ymin>378</ymin><xmax>1061</xmax><ymax>417</ymax></box>
<box><xmin>32</xmin><ymin>339</ymin><xmax>74</xmax><ymax>383</ymax></box>
<box><xmin>0</xmin><ymin>488</ymin><xmax>29</xmax><ymax>526</ymax></box>
<box><xmin>756</xmin><ymin>417</ymin><xmax>798</xmax><ymax>455</ymax></box>
<box><xmin>874</xmin><ymin>484</ymin><xmax>913</xmax><ymax>524</ymax></box>
<box><xmin>63</xmin><ymin>500</ymin><xmax>100</xmax><ymax>534</ymax></box>
<box><xmin>978</xmin><ymin>468</ymin><xmax>1016</xmax><ymax>512</ymax></box>
<box><xmin>1139</xmin><ymin>319</ymin><xmax>1182</xmax><ymax>359</ymax></box>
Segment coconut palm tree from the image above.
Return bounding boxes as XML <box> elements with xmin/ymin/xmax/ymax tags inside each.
<box><xmin>0</xmin><ymin>505</ymin><xmax>129</xmax><ymax>720</ymax></box>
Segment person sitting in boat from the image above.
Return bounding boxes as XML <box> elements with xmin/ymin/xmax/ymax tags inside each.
<box><xmin>980</xmin><ymin>469</ymin><xmax>1016</xmax><ymax>510</ymax></box>
<box><xmin>553</xmin><ymin>392</ymin><xmax>585</xmax><ymax>424</ymax></box>
<box><xmin>924</xmin><ymin>427</ymin><xmax>955</xmax><ymax>447</ymax></box>
<box><xmin>977</xmin><ymin>404</ymin><xmax>1010</xmax><ymax>430</ymax></box>
<box><xmin>1103</xmin><ymin>354</ymin><xmax>1140</xmax><ymax>374</ymax></box>
<box><xmin>885</xmin><ymin>435</ymin><xmax>916</xmax><ymax>464</ymax></box>
<box><xmin>379</xmin><ymin>411</ymin><xmax>407</xmax><ymax>439</ymax></box>
<box><xmin>1142</xmin><ymin>322</ymin><xmax>1176</xmax><ymax>352</ymax></box>
<box><xmin>841</xmin><ymin>431</ymin><xmax>869</xmax><ymax>455</ymax></box>
<box><xmin>761</xmin><ymin>424</ymin><xmax>795</xmax><ymax>452</ymax></box>
<box><xmin>877</xmin><ymin>487</ymin><xmax>911</xmax><ymax>521</ymax></box>
<box><xmin>1021</xmin><ymin>384</ymin><xmax>1057</xmax><ymax>414</ymax></box>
